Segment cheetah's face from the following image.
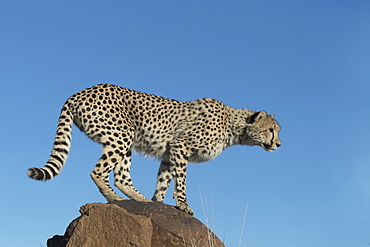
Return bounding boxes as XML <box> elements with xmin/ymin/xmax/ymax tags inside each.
<box><xmin>260</xmin><ymin>122</ymin><xmax>281</xmax><ymax>152</ymax></box>
<box><xmin>246</xmin><ymin>111</ymin><xmax>281</xmax><ymax>152</ymax></box>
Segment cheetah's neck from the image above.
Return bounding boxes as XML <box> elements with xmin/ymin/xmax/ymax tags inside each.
<box><xmin>226</xmin><ymin>108</ymin><xmax>257</xmax><ymax>146</ymax></box>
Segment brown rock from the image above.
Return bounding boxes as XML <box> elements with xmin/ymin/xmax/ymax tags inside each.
<box><xmin>47</xmin><ymin>201</ymin><xmax>225</xmax><ymax>247</ymax></box>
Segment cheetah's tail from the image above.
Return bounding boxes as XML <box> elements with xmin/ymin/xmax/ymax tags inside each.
<box><xmin>28</xmin><ymin>101</ymin><xmax>73</xmax><ymax>181</ymax></box>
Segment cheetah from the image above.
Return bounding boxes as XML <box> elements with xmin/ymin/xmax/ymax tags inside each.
<box><xmin>28</xmin><ymin>83</ymin><xmax>281</xmax><ymax>215</ymax></box>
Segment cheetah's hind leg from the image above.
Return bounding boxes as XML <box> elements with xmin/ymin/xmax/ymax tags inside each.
<box><xmin>90</xmin><ymin>145</ymin><xmax>127</xmax><ymax>202</ymax></box>
<box><xmin>113</xmin><ymin>150</ymin><xmax>150</xmax><ymax>202</ymax></box>
<box><xmin>152</xmin><ymin>160</ymin><xmax>174</xmax><ymax>202</ymax></box>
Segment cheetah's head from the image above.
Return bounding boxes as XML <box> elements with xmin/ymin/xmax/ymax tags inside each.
<box><xmin>245</xmin><ymin>111</ymin><xmax>281</xmax><ymax>152</ymax></box>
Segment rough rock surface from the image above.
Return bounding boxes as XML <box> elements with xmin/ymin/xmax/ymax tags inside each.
<box><xmin>47</xmin><ymin>201</ymin><xmax>225</xmax><ymax>247</ymax></box>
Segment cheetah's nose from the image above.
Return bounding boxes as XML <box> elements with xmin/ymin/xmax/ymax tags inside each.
<box><xmin>276</xmin><ymin>143</ymin><xmax>281</xmax><ymax>148</ymax></box>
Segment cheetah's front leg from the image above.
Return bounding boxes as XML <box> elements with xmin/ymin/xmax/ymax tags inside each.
<box><xmin>170</xmin><ymin>147</ymin><xmax>194</xmax><ymax>216</ymax></box>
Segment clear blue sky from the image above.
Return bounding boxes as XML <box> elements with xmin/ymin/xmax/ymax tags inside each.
<box><xmin>1</xmin><ymin>1</ymin><xmax>369</xmax><ymax>246</ymax></box>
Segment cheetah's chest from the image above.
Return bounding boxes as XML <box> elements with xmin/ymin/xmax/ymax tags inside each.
<box><xmin>188</xmin><ymin>142</ymin><xmax>225</xmax><ymax>163</ymax></box>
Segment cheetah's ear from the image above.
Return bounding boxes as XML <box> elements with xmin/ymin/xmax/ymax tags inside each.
<box><xmin>270</xmin><ymin>114</ymin><xmax>275</xmax><ymax>118</ymax></box>
<box><xmin>258</xmin><ymin>111</ymin><xmax>267</xmax><ymax>118</ymax></box>
<box><xmin>247</xmin><ymin>111</ymin><xmax>267</xmax><ymax>124</ymax></box>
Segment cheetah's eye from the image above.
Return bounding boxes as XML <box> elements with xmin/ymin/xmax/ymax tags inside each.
<box><xmin>269</xmin><ymin>128</ymin><xmax>274</xmax><ymax>133</ymax></box>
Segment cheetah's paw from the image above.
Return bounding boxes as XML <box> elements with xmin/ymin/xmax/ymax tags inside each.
<box><xmin>176</xmin><ymin>204</ymin><xmax>194</xmax><ymax>216</ymax></box>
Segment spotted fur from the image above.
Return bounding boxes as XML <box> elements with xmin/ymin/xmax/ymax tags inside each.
<box><xmin>28</xmin><ymin>83</ymin><xmax>281</xmax><ymax>215</ymax></box>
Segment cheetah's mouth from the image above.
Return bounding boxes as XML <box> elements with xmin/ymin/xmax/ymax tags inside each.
<box><xmin>262</xmin><ymin>143</ymin><xmax>275</xmax><ymax>152</ymax></box>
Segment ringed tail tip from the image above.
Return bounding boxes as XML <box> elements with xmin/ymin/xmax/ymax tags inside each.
<box><xmin>27</xmin><ymin>167</ymin><xmax>51</xmax><ymax>181</ymax></box>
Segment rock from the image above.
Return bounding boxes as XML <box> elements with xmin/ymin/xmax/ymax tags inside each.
<box><xmin>47</xmin><ymin>201</ymin><xmax>225</xmax><ymax>247</ymax></box>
